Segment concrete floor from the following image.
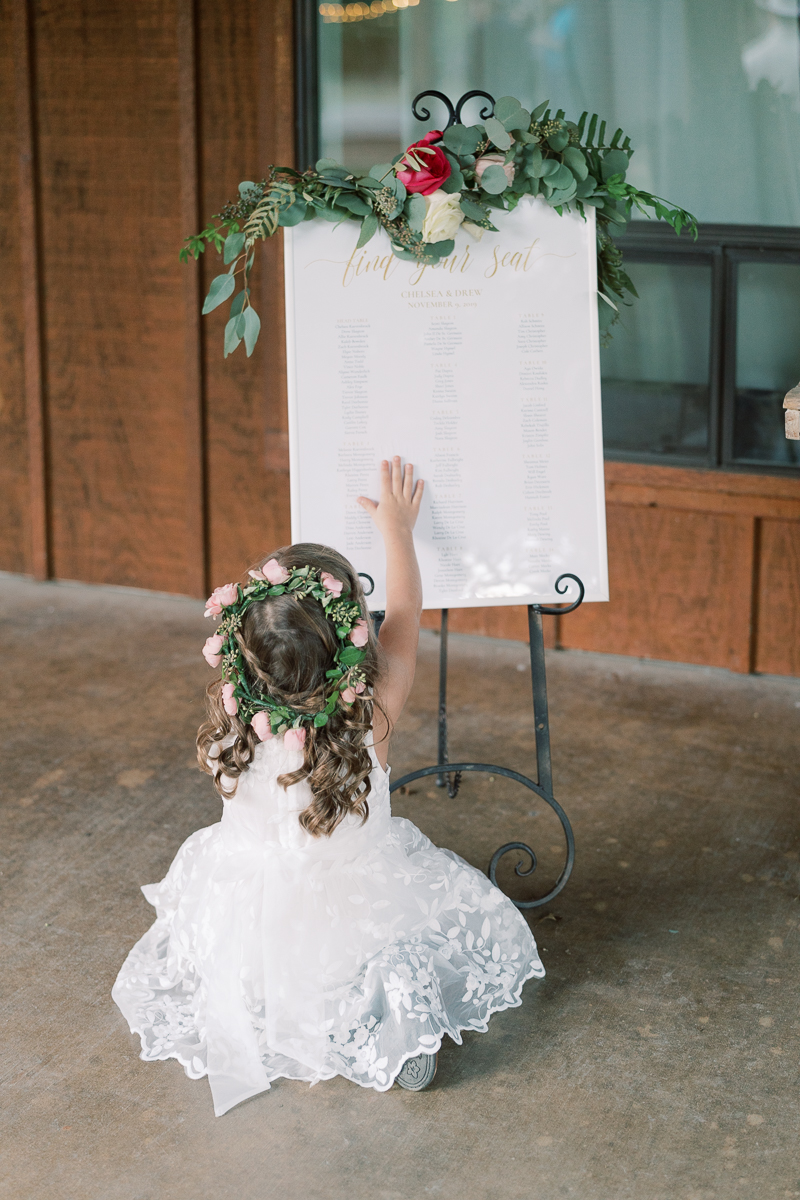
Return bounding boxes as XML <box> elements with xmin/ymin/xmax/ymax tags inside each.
<box><xmin>1</xmin><ymin>574</ymin><xmax>799</xmax><ymax>1200</ymax></box>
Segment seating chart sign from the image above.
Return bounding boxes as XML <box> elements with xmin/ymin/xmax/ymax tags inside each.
<box><xmin>284</xmin><ymin>198</ymin><xmax>608</xmax><ymax>611</ymax></box>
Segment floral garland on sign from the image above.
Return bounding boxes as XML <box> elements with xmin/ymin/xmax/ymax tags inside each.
<box><xmin>202</xmin><ymin>560</ymin><xmax>370</xmax><ymax>748</ymax></box>
<box><xmin>181</xmin><ymin>94</ymin><xmax>696</xmax><ymax>354</ymax></box>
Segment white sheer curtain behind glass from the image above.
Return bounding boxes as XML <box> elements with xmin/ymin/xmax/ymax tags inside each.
<box><xmin>319</xmin><ymin>0</ymin><xmax>800</xmax><ymax>226</ymax></box>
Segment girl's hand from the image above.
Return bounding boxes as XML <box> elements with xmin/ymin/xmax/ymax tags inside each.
<box><xmin>357</xmin><ymin>457</ymin><xmax>424</xmax><ymax>539</ymax></box>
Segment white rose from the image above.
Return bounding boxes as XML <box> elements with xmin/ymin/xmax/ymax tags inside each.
<box><xmin>421</xmin><ymin>190</ymin><xmax>464</xmax><ymax>243</ymax></box>
<box><xmin>462</xmin><ymin>221</ymin><xmax>485</xmax><ymax>241</ymax></box>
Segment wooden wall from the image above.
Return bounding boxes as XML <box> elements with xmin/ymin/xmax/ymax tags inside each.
<box><xmin>4</xmin><ymin>0</ymin><xmax>800</xmax><ymax>676</ymax></box>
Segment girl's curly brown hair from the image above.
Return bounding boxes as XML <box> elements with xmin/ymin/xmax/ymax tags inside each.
<box><xmin>196</xmin><ymin>544</ymin><xmax>383</xmax><ymax>838</ymax></box>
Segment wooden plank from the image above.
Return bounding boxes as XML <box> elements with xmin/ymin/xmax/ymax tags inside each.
<box><xmin>199</xmin><ymin>0</ymin><xmax>294</xmax><ymax>588</ymax></box>
<box><xmin>35</xmin><ymin>0</ymin><xmax>193</xmax><ymax>593</ymax></box>
<box><xmin>12</xmin><ymin>0</ymin><xmax>49</xmax><ymax>579</ymax></box>
<box><xmin>0</xmin><ymin>0</ymin><xmax>29</xmax><ymax>574</ymax></box>
<box><xmin>177</xmin><ymin>0</ymin><xmax>207</xmax><ymax>598</ymax></box>
<box><xmin>561</xmin><ymin>504</ymin><xmax>756</xmax><ymax>672</ymax></box>
<box><xmin>607</xmin><ymin>481</ymin><xmax>800</xmax><ymax>521</ymax></box>
<box><xmin>754</xmin><ymin>518</ymin><xmax>800</xmax><ymax>676</ymax></box>
<box><xmin>605</xmin><ymin>460</ymin><xmax>800</xmax><ymax>502</ymax></box>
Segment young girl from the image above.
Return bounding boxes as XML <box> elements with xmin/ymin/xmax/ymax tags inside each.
<box><xmin>113</xmin><ymin>457</ymin><xmax>543</xmax><ymax>1115</ymax></box>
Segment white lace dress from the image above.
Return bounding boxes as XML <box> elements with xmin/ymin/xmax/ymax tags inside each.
<box><xmin>112</xmin><ymin>738</ymin><xmax>544</xmax><ymax>1115</ymax></box>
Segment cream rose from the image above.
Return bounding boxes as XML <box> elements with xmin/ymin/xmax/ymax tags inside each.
<box><xmin>421</xmin><ymin>189</ymin><xmax>464</xmax><ymax>243</ymax></box>
<box><xmin>475</xmin><ymin>154</ymin><xmax>516</xmax><ymax>187</ymax></box>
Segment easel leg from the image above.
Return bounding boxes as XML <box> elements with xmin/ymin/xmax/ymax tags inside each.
<box><xmin>436</xmin><ymin>608</ymin><xmax>449</xmax><ymax>787</ymax></box>
<box><xmin>527</xmin><ymin>604</ymin><xmax>553</xmax><ymax>795</ymax></box>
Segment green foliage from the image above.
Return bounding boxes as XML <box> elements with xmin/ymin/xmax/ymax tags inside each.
<box><xmin>185</xmin><ymin>97</ymin><xmax>697</xmax><ymax>355</ymax></box>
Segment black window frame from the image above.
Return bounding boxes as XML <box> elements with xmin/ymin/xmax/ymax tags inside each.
<box><xmin>615</xmin><ymin>222</ymin><xmax>800</xmax><ymax>477</ymax></box>
<box><xmin>296</xmin><ymin>3</ymin><xmax>800</xmax><ymax>477</ymax></box>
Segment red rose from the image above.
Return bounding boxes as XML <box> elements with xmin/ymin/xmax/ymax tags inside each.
<box><xmin>396</xmin><ymin>130</ymin><xmax>452</xmax><ymax>196</ymax></box>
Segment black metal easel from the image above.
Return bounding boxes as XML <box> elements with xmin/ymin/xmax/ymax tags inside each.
<box><xmin>360</xmin><ymin>575</ymin><xmax>585</xmax><ymax>910</ymax></box>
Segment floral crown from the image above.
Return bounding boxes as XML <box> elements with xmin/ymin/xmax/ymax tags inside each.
<box><xmin>201</xmin><ymin>559</ymin><xmax>370</xmax><ymax>750</ymax></box>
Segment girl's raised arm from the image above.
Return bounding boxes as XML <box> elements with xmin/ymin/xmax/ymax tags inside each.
<box><xmin>357</xmin><ymin>457</ymin><xmax>424</xmax><ymax>762</ymax></box>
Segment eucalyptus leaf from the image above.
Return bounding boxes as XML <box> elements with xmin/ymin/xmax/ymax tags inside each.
<box><xmin>229</xmin><ymin>288</ymin><xmax>249</xmax><ymax>317</ymax></box>
<box><xmin>441</xmin><ymin>166</ymin><xmax>465</xmax><ymax>193</ymax></box>
<box><xmin>337</xmin><ymin>193</ymin><xmax>371</xmax><ymax>216</ymax></box>
<box><xmin>223</xmin><ymin>232</ymin><xmax>246</xmax><ymax>264</ymax></box>
<box><xmin>427</xmin><ymin>238</ymin><xmax>455</xmax><ymax>257</ymax></box>
<box><xmin>315</xmin><ymin>157</ymin><xmax>346</xmax><ymax>174</ymax></box>
<box><xmin>460</xmin><ymin>196</ymin><xmax>489</xmax><ymax>221</ymax></box>
<box><xmin>548</xmin><ymin>163</ymin><xmax>573</xmax><ymax>190</ymax></box>
<box><xmin>493</xmin><ymin>95</ymin><xmax>531</xmax><ymax>132</ymax></box>
<box><xmin>202</xmin><ymin>273</ymin><xmax>236</xmax><ymax>314</ymax></box>
<box><xmin>539</xmin><ymin>158</ymin><xmax>561</xmax><ymax>179</ymax></box>
<box><xmin>238</xmin><ymin>181</ymin><xmax>256</xmax><ymax>196</ymax></box>
<box><xmin>531</xmin><ymin>99</ymin><xmax>550</xmax><ymax>121</ymax></box>
<box><xmin>441</xmin><ymin>123</ymin><xmax>482</xmax><ymax>156</ymax></box>
<box><xmin>547</xmin><ymin>128</ymin><xmax>570</xmax><ymax>152</ymax></box>
<box><xmin>562</xmin><ymin>146</ymin><xmax>588</xmax><ymax>181</ymax></box>
<box><xmin>243</xmin><ymin>306</ymin><xmax>260</xmax><ymax>357</ymax></box>
<box><xmin>479</xmin><ymin>164</ymin><xmax>509</xmax><ymax>194</ymax></box>
<box><xmin>601</xmin><ymin>149</ymin><xmax>629</xmax><ymax>180</ymax></box>
<box><xmin>317</xmin><ymin>205</ymin><xmax>345</xmax><ymax>222</ymax></box>
<box><xmin>356</xmin><ymin>212</ymin><xmax>379</xmax><ymax>248</ymax></box>
<box><xmin>369</xmin><ymin>163</ymin><xmax>393</xmax><ymax>183</ymax></box>
<box><xmin>223</xmin><ymin>314</ymin><xmax>244</xmax><ymax>357</ymax></box>
<box><xmin>575</xmin><ymin>175</ymin><xmax>597</xmax><ymax>198</ymax></box>
<box><xmin>523</xmin><ymin>147</ymin><xmax>544</xmax><ymax>177</ymax></box>
<box><xmin>484</xmin><ymin>116</ymin><xmax>512</xmax><ymax>151</ymax></box>
<box><xmin>404</xmin><ymin>193</ymin><xmax>426</xmax><ymax>232</ymax></box>
<box><xmin>277</xmin><ymin>200</ymin><xmax>307</xmax><ymax>227</ymax></box>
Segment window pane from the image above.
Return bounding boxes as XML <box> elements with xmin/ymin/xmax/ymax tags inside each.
<box><xmin>733</xmin><ymin>262</ymin><xmax>800</xmax><ymax>466</ymax></box>
<box><xmin>601</xmin><ymin>262</ymin><xmax>711</xmax><ymax>459</ymax></box>
<box><xmin>318</xmin><ymin>0</ymin><xmax>800</xmax><ymax>225</ymax></box>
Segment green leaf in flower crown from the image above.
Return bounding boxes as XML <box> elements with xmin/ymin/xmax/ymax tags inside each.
<box><xmin>479</xmin><ymin>164</ymin><xmax>509</xmax><ymax>194</ymax></box>
<box><xmin>562</xmin><ymin>146</ymin><xmax>588</xmax><ymax>181</ymax></box>
<box><xmin>223</xmin><ymin>232</ymin><xmax>246</xmax><ymax>264</ymax></box>
<box><xmin>243</xmin><ymin>306</ymin><xmax>260</xmax><ymax>357</ymax></box>
<box><xmin>483</xmin><ymin>116</ymin><xmax>512</xmax><ymax>151</ymax></box>
<box><xmin>224</xmin><ymin>312</ymin><xmax>245</xmax><ymax>357</ymax></box>
<box><xmin>460</xmin><ymin>196</ymin><xmax>489</xmax><ymax>222</ymax></box>
<box><xmin>493</xmin><ymin>96</ymin><xmax>531</xmax><ymax>132</ymax></box>
<box><xmin>441</xmin><ymin>124</ymin><xmax>483</xmax><ymax>156</ymax></box>
<box><xmin>404</xmin><ymin>193</ymin><xmax>426</xmax><ymax>232</ymax></box>
<box><xmin>357</xmin><ymin>213</ymin><xmax>379</xmax><ymax>248</ymax></box>
<box><xmin>601</xmin><ymin>149</ymin><xmax>629</xmax><ymax>180</ymax></box>
<box><xmin>203</xmin><ymin>273</ymin><xmax>236</xmax><ymax>314</ymax></box>
<box><xmin>338</xmin><ymin>645</ymin><xmax>365</xmax><ymax>666</ymax></box>
<box><xmin>313</xmin><ymin>713</ymin><xmax>329</xmax><ymax>728</ymax></box>
<box><xmin>532</xmin><ymin>99</ymin><xmax>550</xmax><ymax>121</ymax></box>
<box><xmin>547</xmin><ymin>127</ymin><xmax>570</xmax><ymax>152</ymax></box>
<box><xmin>278</xmin><ymin>200</ymin><xmax>307</xmax><ymax>226</ymax></box>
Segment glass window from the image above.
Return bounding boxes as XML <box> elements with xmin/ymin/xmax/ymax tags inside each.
<box><xmin>733</xmin><ymin>260</ymin><xmax>800</xmax><ymax>466</ymax></box>
<box><xmin>318</xmin><ymin>0</ymin><xmax>800</xmax><ymax>226</ymax></box>
<box><xmin>601</xmin><ymin>260</ymin><xmax>713</xmax><ymax>460</ymax></box>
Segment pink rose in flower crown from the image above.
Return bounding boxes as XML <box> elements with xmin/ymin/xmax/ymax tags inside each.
<box><xmin>284</xmin><ymin>727</ymin><xmax>306</xmax><ymax>751</ymax></box>
<box><xmin>348</xmin><ymin>619</ymin><xmax>369</xmax><ymax>648</ymax></box>
<box><xmin>202</xmin><ymin>634</ymin><xmax>224</xmax><ymax>668</ymax></box>
<box><xmin>475</xmin><ymin>153</ymin><xmax>516</xmax><ymax>187</ymax></box>
<box><xmin>250</xmin><ymin>711</ymin><xmax>273</xmax><ymax>742</ymax></box>
<box><xmin>221</xmin><ymin>681</ymin><xmax>238</xmax><ymax>716</ymax></box>
<box><xmin>204</xmin><ymin>582</ymin><xmax>238</xmax><ymax>617</ymax></box>
<box><xmin>341</xmin><ymin>681</ymin><xmax>366</xmax><ymax>704</ymax></box>
<box><xmin>320</xmin><ymin>571</ymin><xmax>344</xmax><ymax>598</ymax></box>
<box><xmin>396</xmin><ymin>131</ymin><xmax>452</xmax><ymax>196</ymax></box>
<box><xmin>261</xmin><ymin>558</ymin><xmax>290</xmax><ymax>586</ymax></box>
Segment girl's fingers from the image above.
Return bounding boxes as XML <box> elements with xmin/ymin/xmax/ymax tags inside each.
<box><xmin>379</xmin><ymin>459</ymin><xmax>391</xmax><ymax>498</ymax></box>
<box><xmin>412</xmin><ymin>478</ymin><xmax>424</xmax><ymax>507</ymax></box>
<box><xmin>391</xmin><ymin>455</ymin><xmax>402</xmax><ymax>496</ymax></box>
<box><xmin>402</xmin><ymin>462</ymin><xmax>414</xmax><ymax>500</ymax></box>
<box><xmin>357</xmin><ymin>496</ymin><xmax>378</xmax><ymax>514</ymax></box>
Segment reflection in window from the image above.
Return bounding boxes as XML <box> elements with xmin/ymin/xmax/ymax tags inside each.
<box><xmin>601</xmin><ymin>262</ymin><xmax>712</xmax><ymax>459</ymax></box>
<box><xmin>734</xmin><ymin>262</ymin><xmax>800</xmax><ymax>467</ymax></box>
<box><xmin>317</xmin><ymin>0</ymin><xmax>800</xmax><ymax>226</ymax></box>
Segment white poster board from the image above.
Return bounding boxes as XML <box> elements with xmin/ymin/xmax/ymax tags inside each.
<box><xmin>284</xmin><ymin>197</ymin><xmax>608</xmax><ymax>611</ymax></box>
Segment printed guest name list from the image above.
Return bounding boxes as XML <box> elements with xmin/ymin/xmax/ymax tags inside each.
<box><xmin>284</xmin><ymin>197</ymin><xmax>608</xmax><ymax>611</ymax></box>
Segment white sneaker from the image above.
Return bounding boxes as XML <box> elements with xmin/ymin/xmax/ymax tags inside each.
<box><xmin>395</xmin><ymin>1052</ymin><xmax>438</xmax><ymax>1090</ymax></box>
